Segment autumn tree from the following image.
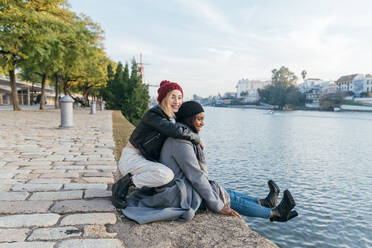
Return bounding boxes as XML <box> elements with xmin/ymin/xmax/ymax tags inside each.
<box><xmin>0</xmin><ymin>0</ymin><xmax>71</xmax><ymax>110</ymax></box>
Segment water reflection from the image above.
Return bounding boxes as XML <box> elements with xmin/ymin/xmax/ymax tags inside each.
<box><xmin>203</xmin><ymin>107</ymin><xmax>372</xmax><ymax>248</ymax></box>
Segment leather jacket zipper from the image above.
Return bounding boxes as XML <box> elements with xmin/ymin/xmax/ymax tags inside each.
<box><xmin>143</xmin><ymin>133</ymin><xmax>160</xmax><ymax>146</ymax></box>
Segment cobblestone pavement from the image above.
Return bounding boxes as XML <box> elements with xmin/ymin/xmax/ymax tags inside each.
<box><xmin>0</xmin><ymin>109</ymin><xmax>124</xmax><ymax>247</ymax></box>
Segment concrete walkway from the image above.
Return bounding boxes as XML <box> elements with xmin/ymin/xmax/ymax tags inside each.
<box><xmin>0</xmin><ymin>105</ymin><xmax>55</xmax><ymax>111</ymax></box>
<box><xmin>0</xmin><ymin>109</ymin><xmax>124</xmax><ymax>247</ymax></box>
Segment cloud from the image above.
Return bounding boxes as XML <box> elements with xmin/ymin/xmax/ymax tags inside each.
<box><xmin>175</xmin><ymin>0</ymin><xmax>237</xmax><ymax>34</ymax></box>
<box><xmin>69</xmin><ymin>0</ymin><xmax>372</xmax><ymax>97</ymax></box>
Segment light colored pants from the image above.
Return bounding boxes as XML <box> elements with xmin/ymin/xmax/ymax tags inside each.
<box><xmin>118</xmin><ymin>146</ymin><xmax>174</xmax><ymax>188</ymax></box>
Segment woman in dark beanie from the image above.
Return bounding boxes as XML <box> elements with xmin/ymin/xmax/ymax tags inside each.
<box><xmin>112</xmin><ymin>81</ymin><xmax>202</xmax><ymax>208</ymax></box>
<box><xmin>122</xmin><ymin>101</ymin><xmax>298</xmax><ymax>224</ymax></box>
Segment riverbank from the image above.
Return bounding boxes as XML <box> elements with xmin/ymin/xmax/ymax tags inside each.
<box><xmin>213</xmin><ymin>104</ymin><xmax>372</xmax><ymax>112</ymax></box>
<box><xmin>110</xmin><ymin>110</ymin><xmax>278</xmax><ymax>248</ymax></box>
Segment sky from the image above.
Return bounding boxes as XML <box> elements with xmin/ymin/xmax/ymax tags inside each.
<box><xmin>69</xmin><ymin>0</ymin><xmax>372</xmax><ymax>98</ymax></box>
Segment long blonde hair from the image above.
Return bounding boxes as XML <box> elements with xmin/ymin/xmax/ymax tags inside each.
<box><xmin>159</xmin><ymin>92</ymin><xmax>176</xmax><ymax>119</ymax></box>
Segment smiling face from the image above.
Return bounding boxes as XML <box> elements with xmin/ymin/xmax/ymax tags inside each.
<box><xmin>192</xmin><ymin>112</ymin><xmax>205</xmax><ymax>133</ymax></box>
<box><xmin>167</xmin><ymin>89</ymin><xmax>183</xmax><ymax>113</ymax></box>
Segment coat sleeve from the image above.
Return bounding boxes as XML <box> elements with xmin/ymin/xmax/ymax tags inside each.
<box><xmin>172</xmin><ymin>140</ymin><xmax>224</xmax><ymax>213</ymax></box>
<box><xmin>142</xmin><ymin>109</ymin><xmax>200</xmax><ymax>144</ymax></box>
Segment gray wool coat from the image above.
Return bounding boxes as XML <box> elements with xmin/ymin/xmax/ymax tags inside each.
<box><xmin>122</xmin><ymin>137</ymin><xmax>225</xmax><ymax>224</ymax></box>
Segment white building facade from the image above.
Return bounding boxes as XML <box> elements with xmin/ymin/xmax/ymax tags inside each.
<box><xmin>235</xmin><ymin>79</ymin><xmax>269</xmax><ymax>102</ymax></box>
<box><xmin>298</xmin><ymin>78</ymin><xmax>323</xmax><ymax>93</ymax></box>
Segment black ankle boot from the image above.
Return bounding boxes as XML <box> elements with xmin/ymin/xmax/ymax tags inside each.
<box><xmin>260</xmin><ymin>180</ymin><xmax>280</xmax><ymax>208</ymax></box>
<box><xmin>270</xmin><ymin>190</ymin><xmax>297</xmax><ymax>222</ymax></box>
<box><xmin>111</xmin><ymin>173</ymin><xmax>133</xmax><ymax>209</ymax></box>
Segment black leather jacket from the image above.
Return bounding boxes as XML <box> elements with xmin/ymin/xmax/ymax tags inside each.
<box><xmin>129</xmin><ymin>105</ymin><xmax>200</xmax><ymax>161</ymax></box>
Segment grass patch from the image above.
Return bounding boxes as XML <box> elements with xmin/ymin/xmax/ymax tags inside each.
<box><xmin>112</xmin><ymin>110</ymin><xmax>135</xmax><ymax>161</ymax></box>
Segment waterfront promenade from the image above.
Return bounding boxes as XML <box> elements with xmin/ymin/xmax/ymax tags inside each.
<box><xmin>0</xmin><ymin>109</ymin><xmax>123</xmax><ymax>247</ymax></box>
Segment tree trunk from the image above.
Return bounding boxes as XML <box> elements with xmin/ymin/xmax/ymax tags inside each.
<box><xmin>82</xmin><ymin>84</ymin><xmax>92</xmax><ymax>107</ymax></box>
<box><xmin>63</xmin><ymin>79</ymin><xmax>75</xmax><ymax>99</ymax></box>
<box><xmin>31</xmin><ymin>82</ymin><xmax>35</xmax><ymax>105</ymax></box>
<box><xmin>40</xmin><ymin>74</ymin><xmax>46</xmax><ymax>110</ymax></box>
<box><xmin>9</xmin><ymin>69</ymin><xmax>21</xmax><ymax>111</ymax></box>
<box><xmin>54</xmin><ymin>74</ymin><xmax>61</xmax><ymax>109</ymax></box>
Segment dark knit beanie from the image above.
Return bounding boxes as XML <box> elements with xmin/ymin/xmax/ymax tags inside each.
<box><xmin>157</xmin><ymin>80</ymin><xmax>183</xmax><ymax>103</ymax></box>
<box><xmin>176</xmin><ymin>101</ymin><xmax>204</xmax><ymax>122</ymax></box>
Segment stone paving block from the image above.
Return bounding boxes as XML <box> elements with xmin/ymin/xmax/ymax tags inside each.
<box><xmin>1</xmin><ymin>179</ymin><xmax>28</xmax><ymax>184</ymax></box>
<box><xmin>12</xmin><ymin>183</ymin><xmax>62</xmax><ymax>192</ymax></box>
<box><xmin>64</xmin><ymin>157</ymin><xmax>88</xmax><ymax>162</ymax></box>
<box><xmin>39</xmin><ymin>172</ymin><xmax>79</xmax><ymax>178</ymax></box>
<box><xmin>29</xmin><ymin>190</ymin><xmax>83</xmax><ymax>201</ymax></box>
<box><xmin>83</xmin><ymin>225</ymin><xmax>117</xmax><ymax>238</ymax></box>
<box><xmin>0</xmin><ymin>213</ymin><xmax>60</xmax><ymax>228</ymax></box>
<box><xmin>64</xmin><ymin>183</ymin><xmax>107</xmax><ymax>190</ymax></box>
<box><xmin>52</xmin><ymin>162</ymin><xmax>74</xmax><ymax>166</ymax></box>
<box><xmin>66</xmin><ymin>170</ymin><xmax>98</xmax><ymax>174</ymax></box>
<box><xmin>28</xmin><ymin>179</ymin><xmax>71</xmax><ymax>184</ymax></box>
<box><xmin>32</xmin><ymin>169</ymin><xmax>65</xmax><ymax>174</ymax></box>
<box><xmin>87</xmin><ymin>166</ymin><xmax>116</xmax><ymax>171</ymax></box>
<box><xmin>53</xmin><ymin>165</ymin><xmax>85</xmax><ymax>170</ymax></box>
<box><xmin>0</xmin><ymin>165</ymin><xmax>20</xmax><ymax>170</ymax></box>
<box><xmin>2</xmin><ymin>158</ymin><xmax>19</xmax><ymax>162</ymax></box>
<box><xmin>0</xmin><ymin>228</ymin><xmax>29</xmax><ymax>242</ymax></box>
<box><xmin>95</xmin><ymin>149</ymin><xmax>114</xmax><ymax>154</ymax></box>
<box><xmin>0</xmin><ymin>184</ymin><xmax>12</xmax><ymax>192</ymax></box>
<box><xmin>60</xmin><ymin>213</ymin><xmax>117</xmax><ymax>225</ymax></box>
<box><xmin>21</xmin><ymin>152</ymin><xmax>52</xmax><ymax>156</ymax></box>
<box><xmin>14</xmin><ymin>174</ymin><xmax>40</xmax><ymax>179</ymax></box>
<box><xmin>56</xmin><ymin>238</ymin><xmax>123</xmax><ymax>248</ymax></box>
<box><xmin>84</xmin><ymin>189</ymin><xmax>112</xmax><ymax>198</ymax></box>
<box><xmin>83</xmin><ymin>172</ymin><xmax>113</xmax><ymax>177</ymax></box>
<box><xmin>0</xmin><ymin>201</ymin><xmax>53</xmax><ymax>214</ymax></box>
<box><xmin>27</xmin><ymin>226</ymin><xmax>82</xmax><ymax>241</ymax></box>
<box><xmin>7</xmin><ymin>161</ymin><xmax>52</xmax><ymax>166</ymax></box>
<box><xmin>0</xmin><ymin>242</ymin><xmax>55</xmax><ymax>248</ymax></box>
<box><xmin>29</xmin><ymin>157</ymin><xmax>58</xmax><ymax>161</ymax></box>
<box><xmin>0</xmin><ymin>192</ymin><xmax>29</xmax><ymax>201</ymax></box>
<box><xmin>85</xmin><ymin>155</ymin><xmax>102</xmax><ymax>160</ymax></box>
<box><xmin>81</xmin><ymin>177</ymin><xmax>114</xmax><ymax>184</ymax></box>
<box><xmin>0</xmin><ymin>168</ymin><xmax>30</xmax><ymax>173</ymax></box>
<box><xmin>46</xmin><ymin>156</ymin><xmax>66</xmax><ymax>161</ymax></box>
<box><xmin>76</xmin><ymin>161</ymin><xmax>113</xmax><ymax>165</ymax></box>
<box><xmin>51</xmin><ymin>199</ymin><xmax>115</xmax><ymax>213</ymax></box>
<box><xmin>0</xmin><ymin>161</ymin><xmax>5</xmax><ymax>167</ymax></box>
<box><xmin>0</xmin><ymin>172</ymin><xmax>15</xmax><ymax>179</ymax></box>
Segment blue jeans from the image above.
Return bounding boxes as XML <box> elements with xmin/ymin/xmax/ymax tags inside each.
<box><xmin>226</xmin><ymin>188</ymin><xmax>271</xmax><ymax>219</ymax></box>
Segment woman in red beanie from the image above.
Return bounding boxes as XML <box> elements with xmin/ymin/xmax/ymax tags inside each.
<box><xmin>112</xmin><ymin>80</ymin><xmax>203</xmax><ymax>208</ymax></box>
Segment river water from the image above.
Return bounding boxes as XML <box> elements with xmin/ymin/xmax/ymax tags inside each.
<box><xmin>202</xmin><ymin>107</ymin><xmax>372</xmax><ymax>248</ymax></box>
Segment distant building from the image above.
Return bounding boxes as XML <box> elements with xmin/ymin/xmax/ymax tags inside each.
<box><xmin>335</xmin><ymin>74</ymin><xmax>362</xmax><ymax>92</ymax></box>
<box><xmin>235</xmin><ymin>78</ymin><xmax>269</xmax><ymax>102</ymax></box>
<box><xmin>0</xmin><ymin>75</ymin><xmax>55</xmax><ymax>105</ymax></box>
<box><xmin>352</xmin><ymin>74</ymin><xmax>365</xmax><ymax>96</ymax></box>
<box><xmin>298</xmin><ymin>78</ymin><xmax>323</xmax><ymax>93</ymax></box>
<box><xmin>366</xmin><ymin>75</ymin><xmax>372</xmax><ymax>95</ymax></box>
<box><xmin>351</xmin><ymin>74</ymin><xmax>372</xmax><ymax>96</ymax></box>
<box><xmin>299</xmin><ymin>79</ymin><xmax>336</xmax><ymax>105</ymax></box>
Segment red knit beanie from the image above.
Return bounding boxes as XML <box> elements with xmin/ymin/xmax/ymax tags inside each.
<box><xmin>157</xmin><ymin>80</ymin><xmax>183</xmax><ymax>103</ymax></box>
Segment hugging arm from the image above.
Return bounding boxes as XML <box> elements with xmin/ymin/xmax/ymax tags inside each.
<box><xmin>143</xmin><ymin>110</ymin><xmax>200</xmax><ymax>144</ymax></box>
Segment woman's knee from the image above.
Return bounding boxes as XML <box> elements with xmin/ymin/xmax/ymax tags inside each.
<box><xmin>158</xmin><ymin>167</ymin><xmax>174</xmax><ymax>185</ymax></box>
